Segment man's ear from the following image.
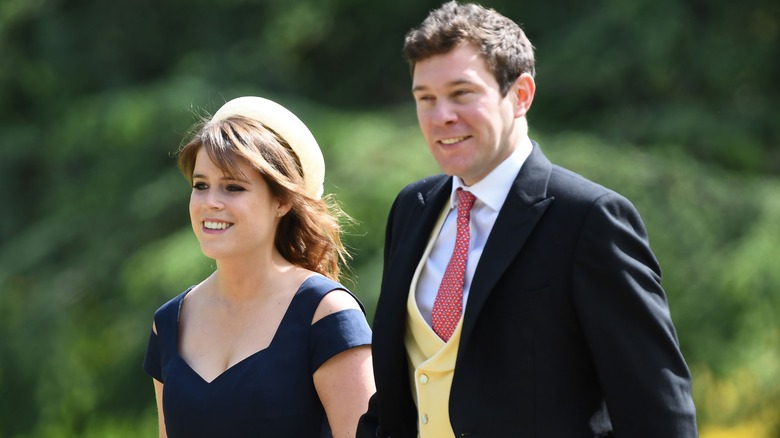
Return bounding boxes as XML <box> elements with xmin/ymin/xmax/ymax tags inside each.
<box><xmin>512</xmin><ymin>73</ymin><xmax>535</xmax><ymax>118</ymax></box>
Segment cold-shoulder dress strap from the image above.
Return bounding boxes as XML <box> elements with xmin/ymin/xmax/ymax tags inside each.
<box><xmin>295</xmin><ymin>274</ymin><xmax>372</xmax><ymax>373</ymax></box>
<box><xmin>142</xmin><ymin>287</ymin><xmax>194</xmax><ymax>382</ymax></box>
<box><xmin>294</xmin><ymin>274</ymin><xmax>364</xmax><ymax>311</ymax></box>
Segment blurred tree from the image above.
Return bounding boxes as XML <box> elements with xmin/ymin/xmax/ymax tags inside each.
<box><xmin>1</xmin><ymin>0</ymin><xmax>778</xmax><ymax>436</ymax></box>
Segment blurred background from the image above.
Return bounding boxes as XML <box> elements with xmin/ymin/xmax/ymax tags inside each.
<box><xmin>1</xmin><ymin>0</ymin><xmax>778</xmax><ymax>436</ymax></box>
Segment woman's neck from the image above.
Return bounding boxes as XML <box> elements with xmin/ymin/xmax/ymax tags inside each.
<box><xmin>209</xmin><ymin>250</ymin><xmax>300</xmax><ymax>302</ymax></box>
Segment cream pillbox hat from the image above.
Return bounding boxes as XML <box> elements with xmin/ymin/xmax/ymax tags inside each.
<box><xmin>212</xmin><ymin>96</ymin><xmax>325</xmax><ymax>199</ymax></box>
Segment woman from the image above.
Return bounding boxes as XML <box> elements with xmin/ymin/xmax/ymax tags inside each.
<box><xmin>143</xmin><ymin>96</ymin><xmax>375</xmax><ymax>437</ymax></box>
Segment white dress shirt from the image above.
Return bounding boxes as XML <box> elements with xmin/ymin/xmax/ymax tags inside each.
<box><xmin>415</xmin><ymin>138</ymin><xmax>533</xmax><ymax>325</ymax></box>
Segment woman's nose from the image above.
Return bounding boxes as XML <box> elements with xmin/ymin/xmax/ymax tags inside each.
<box><xmin>203</xmin><ymin>189</ymin><xmax>224</xmax><ymax>210</ymax></box>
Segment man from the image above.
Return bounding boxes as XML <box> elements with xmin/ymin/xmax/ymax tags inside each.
<box><xmin>358</xmin><ymin>1</ymin><xmax>697</xmax><ymax>437</ymax></box>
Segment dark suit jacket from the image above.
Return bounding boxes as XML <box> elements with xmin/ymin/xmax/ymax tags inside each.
<box><xmin>358</xmin><ymin>143</ymin><xmax>697</xmax><ymax>437</ymax></box>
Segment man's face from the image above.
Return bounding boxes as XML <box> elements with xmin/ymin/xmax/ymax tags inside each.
<box><xmin>412</xmin><ymin>43</ymin><xmax>519</xmax><ymax>186</ymax></box>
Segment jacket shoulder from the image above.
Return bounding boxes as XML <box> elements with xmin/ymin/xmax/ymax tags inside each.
<box><xmin>547</xmin><ymin>164</ymin><xmax>639</xmax><ymax>207</ymax></box>
<box><xmin>397</xmin><ymin>174</ymin><xmax>448</xmax><ymax>199</ymax></box>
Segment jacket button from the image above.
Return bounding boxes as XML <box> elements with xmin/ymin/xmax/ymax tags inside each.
<box><xmin>419</xmin><ymin>374</ymin><xmax>429</xmax><ymax>384</ymax></box>
<box><xmin>421</xmin><ymin>414</ymin><xmax>429</xmax><ymax>424</ymax></box>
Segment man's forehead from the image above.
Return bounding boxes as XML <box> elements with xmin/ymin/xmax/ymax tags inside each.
<box><xmin>412</xmin><ymin>58</ymin><xmax>493</xmax><ymax>91</ymax></box>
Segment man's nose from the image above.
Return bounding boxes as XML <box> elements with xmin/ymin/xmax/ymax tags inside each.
<box><xmin>431</xmin><ymin>101</ymin><xmax>457</xmax><ymax>125</ymax></box>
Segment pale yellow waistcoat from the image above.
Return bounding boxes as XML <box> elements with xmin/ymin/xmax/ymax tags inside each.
<box><xmin>404</xmin><ymin>208</ymin><xmax>463</xmax><ymax>438</ymax></box>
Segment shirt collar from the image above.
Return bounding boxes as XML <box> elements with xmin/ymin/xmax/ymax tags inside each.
<box><xmin>449</xmin><ymin>137</ymin><xmax>533</xmax><ymax>212</ymax></box>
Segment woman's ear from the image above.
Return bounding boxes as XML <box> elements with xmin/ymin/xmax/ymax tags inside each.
<box><xmin>276</xmin><ymin>200</ymin><xmax>292</xmax><ymax>218</ymax></box>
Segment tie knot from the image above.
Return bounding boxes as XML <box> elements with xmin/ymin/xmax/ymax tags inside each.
<box><xmin>457</xmin><ymin>189</ymin><xmax>476</xmax><ymax>213</ymax></box>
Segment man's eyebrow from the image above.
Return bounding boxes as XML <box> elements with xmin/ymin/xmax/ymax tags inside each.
<box><xmin>412</xmin><ymin>79</ymin><xmax>475</xmax><ymax>93</ymax></box>
<box><xmin>412</xmin><ymin>84</ymin><xmax>428</xmax><ymax>93</ymax></box>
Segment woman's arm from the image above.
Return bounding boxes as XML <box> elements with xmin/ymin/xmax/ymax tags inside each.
<box><xmin>151</xmin><ymin>320</ymin><xmax>168</xmax><ymax>438</ymax></box>
<box><xmin>312</xmin><ymin>290</ymin><xmax>376</xmax><ymax>438</ymax></box>
<box><xmin>153</xmin><ymin>379</ymin><xmax>168</xmax><ymax>438</ymax></box>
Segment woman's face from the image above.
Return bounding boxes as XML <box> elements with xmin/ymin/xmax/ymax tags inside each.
<box><xmin>188</xmin><ymin>147</ymin><xmax>284</xmax><ymax>261</ymax></box>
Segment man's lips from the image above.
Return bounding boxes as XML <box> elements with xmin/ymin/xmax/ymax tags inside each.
<box><xmin>439</xmin><ymin>135</ymin><xmax>470</xmax><ymax>145</ymax></box>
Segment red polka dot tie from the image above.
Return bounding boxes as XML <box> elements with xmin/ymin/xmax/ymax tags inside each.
<box><xmin>432</xmin><ymin>188</ymin><xmax>476</xmax><ymax>341</ymax></box>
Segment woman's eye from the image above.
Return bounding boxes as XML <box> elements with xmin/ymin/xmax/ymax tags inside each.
<box><xmin>226</xmin><ymin>185</ymin><xmax>245</xmax><ymax>192</ymax></box>
<box><xmin>192</xmin><ymin>182</ymin><xmax>208</xmax><ymax>191</ymax></box>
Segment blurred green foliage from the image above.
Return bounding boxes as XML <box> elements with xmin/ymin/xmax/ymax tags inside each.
<box><xmin>1</xmin><ymin>0</ymin><xmax>778</xmax><ymax>436</ymax></box>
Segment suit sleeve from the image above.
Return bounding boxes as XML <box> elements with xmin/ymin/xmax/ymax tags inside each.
<box><xmin>356</xmin><ymin>393</ymin><xmax>381</xmax><ymax>437</ymax></box>
<box><xmin>356</xmin><ymin>194</ymin><xmax>399</xmax><ymax>438</ymax></box>
<box><xmin>571</xmin><ymin>192</ymin><xmax>697</xmax><ymax>437</ymax></box>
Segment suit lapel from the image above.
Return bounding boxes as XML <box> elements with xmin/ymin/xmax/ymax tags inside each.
<box><xmin>378</xmin><ymin>176</ymin><xmax>452</xmax><ymax>349</ymax></box>
<box><xmin>403</xmin><ymin>178</ymin><xmax>452</xmax><ymax>278</ymax></box>
<box><xmin>459</xmin><ymin>143</ymin><xmax>554</xmax><ymax>349</ymax></box>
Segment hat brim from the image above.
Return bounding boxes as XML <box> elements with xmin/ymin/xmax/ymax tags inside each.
<box><xmin>212</xmin><ymin>96</ymin><xmax>325</xmax><ymax>199</ymax></box>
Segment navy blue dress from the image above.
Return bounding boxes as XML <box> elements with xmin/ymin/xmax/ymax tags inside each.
<box><xmin>143</xmin><ymin>275</ymin><xmax>372</xmax><ymax>437</ymax></box>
